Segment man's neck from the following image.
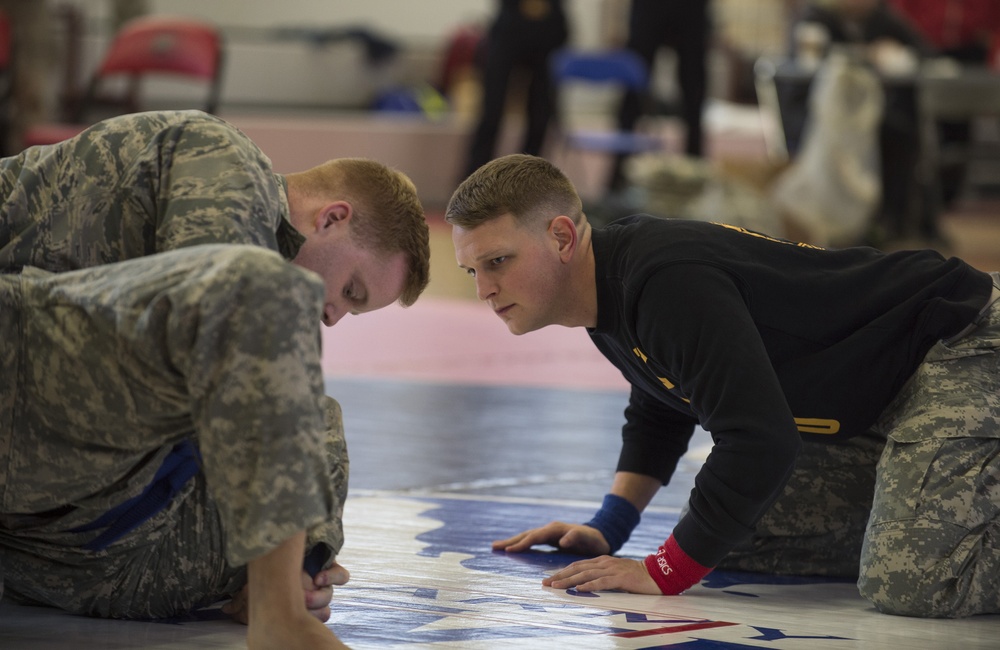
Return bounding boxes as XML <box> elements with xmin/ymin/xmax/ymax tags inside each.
<box><xmin>567</xmin><ymin>222</ymin><xmax>599</xmax><ymax>329</ymax></box>
<box><xmin>283</xmin><ymin>176</ymin><xmax>316</xmax><ymax>236</ymax></box>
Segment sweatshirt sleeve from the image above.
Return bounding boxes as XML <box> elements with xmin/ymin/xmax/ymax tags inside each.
<box><xmin>617</xmin><ymin>384</ymin><xmax>698</xmax><ymax>482</ymax></box>
<box><xmin>633</xmin><ymin>264</ymin><xmax>802</xmax><ymax>568</ymax></box>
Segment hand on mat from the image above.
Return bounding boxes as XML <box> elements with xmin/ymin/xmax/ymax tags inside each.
<box><xmin>305</xmin><ymin>561</ymin><xmax>351</xmax><ymax>622</ymax></box>
<box><xmin>222</xmin><ymin>561</ymin><xmax>351</xmax><ymax>625</ymax></box>
<box><xmin>222</xmin><ymin>584</ymin><xmax>250</xmax><ymax>624</ymax></box>
<box><xmin>492</xmin><ymin>521</ymin><xmax>611</xmax><ymax>556</ymax></box>
<box><xmin>543</xmin><ymin>555</ymin><xmax>660</xmax><ymax>594</ymax></box>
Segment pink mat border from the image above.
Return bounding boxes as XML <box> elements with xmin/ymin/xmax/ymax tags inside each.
<box><xmin>322</xmin><ymin>297</ymin><xmax>629</xmax><ymax>392</ymax></box>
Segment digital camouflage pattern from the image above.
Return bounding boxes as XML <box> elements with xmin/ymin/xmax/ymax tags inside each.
<box><xmin>718</xmin><ymin>276</ymin><xmax>1000</xmax><ymax>618</ymax></box>
<box><xmin>0</xmin><ymin>109</ymin><xmax>304</xmax><ymax>272</ymax></box>
<box><xmin>0</xmin><ymin>245</ymin><xmax>347</xmax><ymax>617</ymax></box>
<box><xmin>715</xmin><ymin>430</ymin><xmax>885</xmax><ymax>579</ymax></box>
<box><xmin>0</xmin><ymin>111</ymin><xmax>348</xmax><ymax>618</ymax></box>
<box><xmin>860</xmin><ymin>283</ymin><xmax>1000</xmax><ymax>618</ymax></box>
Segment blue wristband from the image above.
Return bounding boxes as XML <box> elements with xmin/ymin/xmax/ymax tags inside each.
<box><xmin>584</xmin><ymin>493</ymin><xmax>641</xmax><ymax>554</ymax></box>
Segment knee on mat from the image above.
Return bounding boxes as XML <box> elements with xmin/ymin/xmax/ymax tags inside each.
<box><xmin>858</xmin><ymin>526</ymin><xmax>987</xmax><ymax>618</ymax></box>
<box><xmin>859</xmin><ymin>567</ymin><xmax>964</xmax><ymax>618</ymax></box>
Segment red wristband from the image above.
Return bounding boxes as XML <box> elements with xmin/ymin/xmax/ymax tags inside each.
<box><xmin>643</xmin><ymin>535</ymin><xmax>713</xmax><ymax>595</ymax></box>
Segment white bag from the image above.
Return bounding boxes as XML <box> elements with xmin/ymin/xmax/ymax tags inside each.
<box><xmin>771</xmin><ymin>51</ymin><xmax>884</xmax><ymax>246</ymax></box>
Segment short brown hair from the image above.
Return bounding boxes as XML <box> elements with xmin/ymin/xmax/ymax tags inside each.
<box><xmin>445</xmin><ymin>154</ymin><xmax>582</xmax><ymax>230</ymax></box>
<box><xmin>295</xmin><ymin>158</ymin><xmax>430</xmax><ymax>307</ymax></box>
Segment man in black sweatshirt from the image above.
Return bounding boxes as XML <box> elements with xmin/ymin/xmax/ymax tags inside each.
<box><xmin>446</xmin><ymin>153</ymin><xmax>1000</xmax><ymax>619</ymax></box>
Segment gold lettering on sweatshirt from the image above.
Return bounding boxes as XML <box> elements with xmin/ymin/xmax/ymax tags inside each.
<box><xmin>714</xmin><ymin>223</ymin><xmax>824</xmax><ymax>250</ymax></box>
<box><xmin>794</xmin><ymin>418</ymin><xmax>841</xmax><ymax>435</ymax></box>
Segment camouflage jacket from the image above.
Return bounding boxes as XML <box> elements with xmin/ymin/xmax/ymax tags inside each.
<box><xmin>0</xmin><ymin>112</ymin><xmax>343</xmax><ymax>568</ymax></box>
<box><xmin>0</xmin><ymin>109</ymin><xmax>304</xmax><ymax>273</ymax></box>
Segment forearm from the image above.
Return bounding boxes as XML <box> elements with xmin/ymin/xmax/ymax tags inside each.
<box><xmin>246</xmin><ymin>530</ymin><xmax>351</xmax><ymax>649</ymax></box>
<box><xmin>248</xmin><ymin>530</ymin><xmax>310</xmax><ymax>622</ymax></box>
<box><xmin>176</xmin><ymin>250</ymin><xmax>333</xmax><ymax>565</ymax></box>
<box><xmin>617</xmin><ymin>386</ymin><xmax>695</xmax><ymax>484</ymax></box>
<box><xmin>609</xmin><ymin>471</ymin><xmax>662</xmax><ymax>511</ymax></box>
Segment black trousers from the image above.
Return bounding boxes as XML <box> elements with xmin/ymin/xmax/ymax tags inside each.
<box><xmin>463</xmin><ymin>1</ymin><xmax>568</xmax><ymax>179</ymax></box>
<box><xmin>610</xmin><ymin>0</ymin><xmax>711</xmax><ymax>190</ymax></box>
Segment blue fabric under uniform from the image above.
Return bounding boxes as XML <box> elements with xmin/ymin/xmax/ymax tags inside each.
<box><xmin>68</xmin><ymin>440</ymin><xmax>202</xmax><ymax>552</ymax></box>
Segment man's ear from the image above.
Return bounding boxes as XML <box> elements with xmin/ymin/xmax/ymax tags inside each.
<box><xmin>316</xmin><ymin>200</ymin><xmax>353</xmax><ymax>232</ymax></box>
<box><xmin>549</xmin><ymin>215</ymin><xmax>578</xmax><ymax>261</ymax></box>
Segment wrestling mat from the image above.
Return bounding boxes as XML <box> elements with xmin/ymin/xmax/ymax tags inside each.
<box><xmin>3</xmin><ymin>298</ymin><xmax>999</xmax><ymax>648</ymax></box>
<box><xmin>2</xmin><ymin>492</ymin><xmax>998</xmax><ymax>649</ymax></box>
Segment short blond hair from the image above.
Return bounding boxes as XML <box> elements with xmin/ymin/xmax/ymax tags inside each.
<box><xmin>292</xmin><ymin>158</ymin><xmax>430</xmax><ymax>306</ymax></box>
<box><xmin>446</xmin><ymin>154</ymin><xmax>583</xmax><ymax>230</ymax></box>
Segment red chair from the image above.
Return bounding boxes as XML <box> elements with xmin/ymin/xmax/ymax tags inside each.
<box><xmin>22</xmin><ymin>15</ymin><xmax>224</xmax><ymax>148</ymax></box>
<box><xmin>0</xmin><ymin>10</ymin><xmax>10</xmax><ymax>71</ymax></box>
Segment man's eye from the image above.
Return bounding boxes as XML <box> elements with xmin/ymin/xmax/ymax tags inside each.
<box><xmin>465</xmin><ymin>268</ymin><xmax>476</xmax><ymax>277</ymax></box>
<box><xmin>490</xmin><ymin>256</ymin><xmax>506</xmax><ymax>266</ymax></box>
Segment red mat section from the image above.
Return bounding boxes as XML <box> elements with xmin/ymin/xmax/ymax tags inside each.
<box><xmin>321</xmin><ymin>297</ymin><xmax>629</xmax><ymax>391</ymax></box>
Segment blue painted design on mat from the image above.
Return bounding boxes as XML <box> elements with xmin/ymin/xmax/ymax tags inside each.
<box><xmin>325</xmin><ymin>497</ymin><xmax>858</xmax><ymax>646</ymax></box>
<box><xmin>644</xmin><ymin>641</ymin><xmax>796</xmax><ymax>649</ymax></box>
<box><xmin>413</xmin><ymin>497</ymin><xmax>853</xmax><ymax>589</ymax></box>
<box><xmin>747</xmin><ymin>626</ymin><xmax>850</xmax><ymax>641</ymax></box>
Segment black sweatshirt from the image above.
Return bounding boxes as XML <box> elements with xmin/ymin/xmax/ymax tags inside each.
<box><xmin>587</xmin><ymin>215</ymin><xmax>992</xmax><ymax>567</ymax></box>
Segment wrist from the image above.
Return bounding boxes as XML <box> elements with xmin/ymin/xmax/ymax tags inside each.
<box><xmin>583</xmin><ymin>493</ymin><xmax>640</xmax><ymax>554</ymax></box>
<box><xmin>303</xmin><ymin>544</ymin><xmax>329</xmax><ymax>578</ymax></box>
<box><xmin>643</xmin><ymin>535</ymin><xmax>712</xmax><ymax>595</ymax></box>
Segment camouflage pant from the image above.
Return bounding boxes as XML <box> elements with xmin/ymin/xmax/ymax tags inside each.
<box><xmin>0</xmin><ymin>245</ymin><xmax>348</xmax><ymax>618</ymax></box>
<box><xmin>720</xmin><ymin>276</ymin><xmax>1000</xmax><ymax>618</ymax></box>
<box><xmin>715</xmin><ymin>431</ymin><xmax>885</xmax><ymax>579</ymax></box>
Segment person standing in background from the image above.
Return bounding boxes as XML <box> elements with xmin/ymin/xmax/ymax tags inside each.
<box><xmin>462</xmin><ymin>0</ymin><xmax>569</xmax><ymax>179</ymax></box>
<box><xmin>607</xmin><ymin>0</ymin><xmax>712</xmax><ymax>193</ymax></box>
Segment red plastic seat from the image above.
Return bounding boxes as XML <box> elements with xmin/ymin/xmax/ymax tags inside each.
<box><xmin>21</xmin><ymin>15</ymin><xmax>225</xmax><ymax>149</ymax></box>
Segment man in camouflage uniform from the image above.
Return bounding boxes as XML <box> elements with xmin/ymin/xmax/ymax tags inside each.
<box><xmin>0</xmin><ymin>110</ymin><xmax>430</xmax><ymax>648</ymax></box>
<box><xmin>451</xmin><ymin>154</ymin><xmax>999</xmax><ymax>619</ymax></box>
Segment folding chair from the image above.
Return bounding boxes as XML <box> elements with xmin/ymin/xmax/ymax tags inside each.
<box><xmin>21</xmin><ymin>15</ymin><xmax>225</xmax><ymax>148</ymax></box>
<box><xmin>548</xmin><ymin>48</ymin><xmax>666</xmax><ymax>195</ymax></box>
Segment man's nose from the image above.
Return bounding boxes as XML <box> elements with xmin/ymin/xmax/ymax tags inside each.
<box><xmin>475</xmin><ymin>275</ymin><xmax>497</xmax><ymax>302</ymax></box>
<box><xmin>323</xmin><ymin>304</ymin><xmax>345</xmax><ymax>327</ymax></box>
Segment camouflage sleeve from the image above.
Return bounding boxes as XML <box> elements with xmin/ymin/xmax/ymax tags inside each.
<box><xmin>306</xmin><ymin>395</ymin><xmax>349</xmax><ymax>566</ymax></box>
<box><xmin>144</xmin><ymin>113</ymin><xmax>288</xmax><ymax>254</ymax></box>
<box><xmin>161</xmin><ymin>246</ymin><xmax>335</xmax><ymax>565</ymax></box>
<box><xmin>1</xmin><ymin>110</ymin><xmax>291</xmax><ymax>272</ymax></box>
